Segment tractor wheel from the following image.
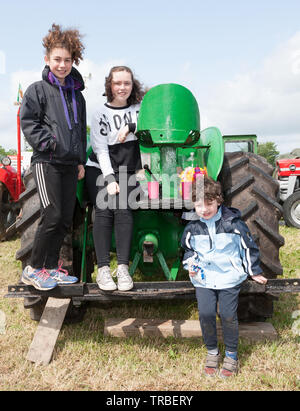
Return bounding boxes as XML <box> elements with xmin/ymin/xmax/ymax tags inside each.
<box><xmin>283</xmin><ymin>190</ymin><xmax>300</xmax><ymax>228</ymax></box>
<box><xmin>15</xmin><ymin>168</ymin><xmax>46</xmax><ymax>320</ymax></box>
<box><xmin>219</xmin><ymin>152</ymin><xmax>285</xmax><ymax>321</ymax></box>
<box><xmin>15</xmin><ymin>167</ymin><xmax>90</xmax><ymax>322</ymax></box>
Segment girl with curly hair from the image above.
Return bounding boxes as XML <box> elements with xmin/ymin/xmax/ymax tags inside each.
<box><xmin>20</xmin><ymin>23</ymin><xmax>87</xmax><ymax>290</ymax></box>
<box><xmin>85</xmin><ymin>66</ymin><xmax>145</xmax><ymax>291</ymax></box>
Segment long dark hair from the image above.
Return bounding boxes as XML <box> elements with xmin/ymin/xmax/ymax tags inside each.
<box><xmin>104</xmin><ymin>66</ymin><xmax>145</xmax><ymax>105</ymax></box>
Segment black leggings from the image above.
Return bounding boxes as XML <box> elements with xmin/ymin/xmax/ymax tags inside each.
<box><xmin>93</xmin><ymin>208</ymin><xmax>133</xmax><ymax>267</ymax></box>
<box><xmin>85</xmin><ymin>166</ymin><xmax>135</xmax><ymax>267</ymax></box>
<box><xmin>31</xmin><ymin>163</ymin><xmax>78</xmax><ymax>269</ymax></box>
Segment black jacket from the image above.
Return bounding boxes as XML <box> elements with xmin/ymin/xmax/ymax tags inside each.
<box><xmin>20</xmin><ymin>66</ymin><xmax>87</xmax><ymax>166</ymax></box>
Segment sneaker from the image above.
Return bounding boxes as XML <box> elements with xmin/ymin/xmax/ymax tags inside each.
<box><xmin>219</xmin><ymin>357</ymin><xmax>239</xmax><ymax>378</ymax></box>
<box><xmin>22</xmin><ymin>266</ymin><xmax>57</xmax><ymax>291</ymax></box>
<box><xmin>203</xmin><ymin>353</ymin><xmax>221</xmax><ymax>377</ymax></box>
<box><xmin>117</xmin><ymin>264</ymin><xmax>133</xmax><ymax>291</ymax></box>
<box><xmin>96</xmin><ymin>266</ymin><xmax>117</xmax><ymax>291</ymax></box>
<box><xmin>47</xmin><ymin>261</ymin><xmax>78</xmax><ymax>285</ymax></box>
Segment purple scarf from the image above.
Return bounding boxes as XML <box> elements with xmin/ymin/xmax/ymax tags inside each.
<box><xmin>48</xmin><ymin>71</ymin><xmax>78</xmax><ymax>130</ymax></box>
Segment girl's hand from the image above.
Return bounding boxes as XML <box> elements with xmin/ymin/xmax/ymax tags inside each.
<box><xmin>118</xmin><ymin>125</ymin><xmax>130</xmax><ymax>143</ymax></box>
<box><xmin>189</xmin><ymin>271</ymin><xmax>197</xmax><ymax>277</ymax></box>
<box><xmin>107</xmin><ymin>181</ymin><xmax>120</xmax><ymax>196</ymax></box>
<box><xmin>78</xmin><ymin>165</ymin><xmax>85</xmax><ymax>180</ymax></box>
<box><xmin>252</xmin><ymin>275</ymin><xmax>268</xmax><ymax>284</ymax></box>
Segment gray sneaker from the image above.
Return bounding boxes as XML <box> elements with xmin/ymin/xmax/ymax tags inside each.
<box><xmin>117</xmin><ymin>264</ymin><xmax>133</xmax><ymax>291</ymax></box>
<box><xmin>96</xmin><ymin>266</ymin><xmax>117</xmax><ymax>291</ymax></box>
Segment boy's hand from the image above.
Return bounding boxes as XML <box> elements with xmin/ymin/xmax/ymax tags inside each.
<box><xmin>78</xmin><ymin>165</ymin><xmax>85</xmax><ymax>180</ymax></box>
<box><xmin>189</xmin><ymin>270</ymin><xmax>197</xmax><ymax>277</ymax></box>
<box><xmin>252</xmin><ymin>274</ymin><xmax>268</xmax><ymax>284</ymax></box>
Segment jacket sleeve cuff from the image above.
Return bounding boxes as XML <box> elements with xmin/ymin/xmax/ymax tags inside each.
<box><xmin>39</xmin><ymin>136</ymin><xmax>56</xmax><ymax>152</ymax></box>
<box><xmin>105</xmin><ymin>173</ymin><xmax>116</xmax><ymax>183</ymax></box>
<box><xmin>249</xmin><ymin>268</ymin><xmax>264</xmax><ymax>277</ymax></box>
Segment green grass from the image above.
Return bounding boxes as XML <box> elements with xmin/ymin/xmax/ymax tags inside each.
<box><xmin>0</xmin><ymin>226</ymin><xmax>299</xmax><ymax>391</ymax></box>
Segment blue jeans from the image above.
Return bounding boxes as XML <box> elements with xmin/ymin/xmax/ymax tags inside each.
<box><xmin>195</xmin><ymin>284</ymin><xmax>242</xmax><ymax>352</ymax></box>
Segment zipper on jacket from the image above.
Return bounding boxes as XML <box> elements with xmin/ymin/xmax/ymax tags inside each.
<box><xmin>64</xmin><ymin>90</ymin><xmax>76</xmax><ymax>128</ymax></box>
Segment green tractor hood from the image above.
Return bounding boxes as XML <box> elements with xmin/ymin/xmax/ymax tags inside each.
<box><xmin>137</xmin><ymin>83</ymin><xmax>200</xmax><ymax>147</ymax></box>
<box><xmin>137</xmin><ymin>83</ymin><xmax>224</xmax><ymax>181</ymax></box>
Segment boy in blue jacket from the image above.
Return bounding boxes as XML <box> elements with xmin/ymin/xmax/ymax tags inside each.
<box><xmin>181</xmin><ymin>175</ymin><xmax>267</xmax><ymax>378</ymax></box>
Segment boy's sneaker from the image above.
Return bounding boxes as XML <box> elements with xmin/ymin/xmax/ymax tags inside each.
<box><xmin>219</xmin><ymin>357</ymin><xmax>239</xmax><ymax>378</ymax></box>
<box><xmin>117</xmin><ymin>264</ymin><xmax>133</xmax><ymax>291</ymax></box>
<box><xmin>97</xmin><ymin>266</ymin><xmax>117</xmax><ymax>291</ymax></box>
<box><xmin>203</xmin><ymin>353</ymin><xmax>221</xmax><ymax>377</ymax></box>
<box><xmin>47</xmin><ymin>262</ymin><xmax>78</xmax><ymax>285</ymax></box>
<box><xmin>22</xmin><ymin>266</ymin><xmax>57</xmax><ymax>291</ymax></box>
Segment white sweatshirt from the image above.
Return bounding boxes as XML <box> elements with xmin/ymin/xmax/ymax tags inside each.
<box><xmin>86</xmin><ymin>102</ymin><xmax>141</xmax><ymax>177</ymax></box>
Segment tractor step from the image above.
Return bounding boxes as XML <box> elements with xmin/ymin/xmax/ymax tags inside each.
<box><xmin>6</xmin><ymin>281</ymin><xmax>195</xmax><ymax>301</ymax></box>
<box><xmin>5</xmin><ymin>278</ymin><xmax>300</xmax><ymax>301</ymax></box>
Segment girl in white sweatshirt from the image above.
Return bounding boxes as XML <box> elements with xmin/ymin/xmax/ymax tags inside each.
<box><xmin>85</xmin><ymin>66</ymin><xmax>145</xmax><ymax>291</ymax></box>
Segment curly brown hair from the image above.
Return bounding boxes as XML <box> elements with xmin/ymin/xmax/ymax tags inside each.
<box><xmin>42</xmin><ymin>23</ymin><xmax>85</xmax><ymax>65</ymax></box>
<box><xmin>192</xmin><ymin>175</ymin><xmax>224</xmax><ymax>204</ymax></box>
<box><xmin>104</xmin><ymin>66</ymin><xmax>145</xmax><ymax>105</ymax></box>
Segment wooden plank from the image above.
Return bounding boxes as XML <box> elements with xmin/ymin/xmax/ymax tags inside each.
<box><xmin>104</xmin><ymin>318</ymin><xmax>277</xmax><ymax>342</ymax></box>
<box><xmin>26</xmin><ymin>297</ymin><xmax>71</xmax><ymax>365</ymax></box>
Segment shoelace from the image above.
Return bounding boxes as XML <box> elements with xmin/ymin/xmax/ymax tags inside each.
<box><xmin>100</xmin><ymin>267</ymin><xmax>114</xmax><ymax>279</ymax></box>
<box><xmin>115</xmin><ymin>266</ymin><xmax>130</xmax><ymax>279</ymax></box>
<box><xmin>34</xmin><ymin>268</ymin><xmax>51</xmax><ymax>281</ymax></box>
<box><xmin>56</xmin><ymin>260</ymin><xmax>69</xmax><ymax>276</ymax></box>
<box><xmin>108</xmin><ymin>267</ymin><xmax>130</xmax><ymax>279</ymax></box>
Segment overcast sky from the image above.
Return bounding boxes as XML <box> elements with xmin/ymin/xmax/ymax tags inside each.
<box><xmin>1</xmin><ymin>0</ymin><xmax>300</xmax><ymax>154</ymax></box>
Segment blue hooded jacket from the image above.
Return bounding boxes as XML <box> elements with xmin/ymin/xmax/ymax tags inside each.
<box><xmin>181</xmin><ymin>205</ymin><xmax>263</xmax><ymax>289</ymax></box>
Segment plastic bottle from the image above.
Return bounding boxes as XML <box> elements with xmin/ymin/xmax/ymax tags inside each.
<box><xmin>187</xmin><ymin>152</ymin><xmax>195</xmax><ymax>167</ymax></box>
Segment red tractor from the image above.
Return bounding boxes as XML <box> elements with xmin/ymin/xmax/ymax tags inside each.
<box><xmin>276</xmin><ymin>149</ymin><xmax>300</xmax><ymax>228</ymax></box>
<box><xmin>0</xmin><ymin>108</ymin><xmax>25</xmax><ymax>240</ymax></box>
<box><xmin>0</xmin><ymin>156</ymin><xmax>25</xmax><ymax>239</ymax></box>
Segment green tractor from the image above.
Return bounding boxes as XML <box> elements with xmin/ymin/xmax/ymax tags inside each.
<box><xmin>12</xmin><ymin>83</ymin><xmax>286</xmax><ymax>321</ymax></box>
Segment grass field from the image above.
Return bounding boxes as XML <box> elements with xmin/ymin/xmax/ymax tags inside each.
<box><xmin>0</xmin><ymin>226</ymin><xmax>299</xmax><ymax>391</ymax></box>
